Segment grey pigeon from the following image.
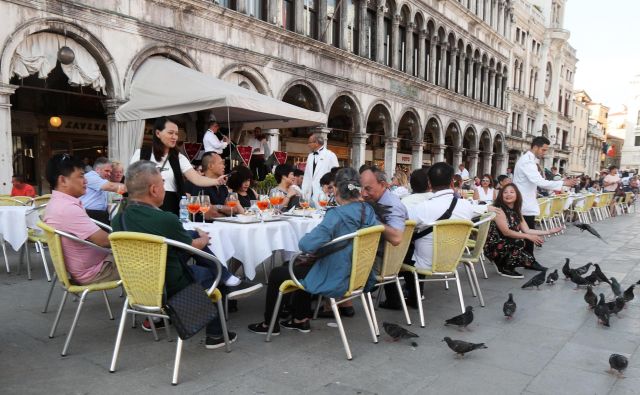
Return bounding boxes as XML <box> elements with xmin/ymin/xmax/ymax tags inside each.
<box><xmin>521</xmin><ymin>269</ymin><xmax>547</xmax><ymax>290</ymax></box>
<box><xmin>585</xmin><ymin>271</ymin><xmax>600</xmax><ymax>285</ymax></box>
<box><xmin>383</xmin><ymin>322</ymin><xmax>419</xmax><ymax>341</ymax></box>
<box><xmin>562</xmin><ymin>258</ymin><xmax>572</xmax><ymax>280</ymax></box>
<box><xmin>570</xmin><ymin>270</ymin><xmax>593</xmax><ymax>289</ymax></box>
<box><xmin>584</xmin><ymin>286</ymin><xmax>598</xmax><ymax>309</ymax></box>
<box><xmin>594</xmin><ymin>264</ymin><xmax>611</xmax><ymax>285</ymax></box>
<box><xmin>609</xmin><ymin>354</ymin><xmax>628</xmax><ymax>377</ymax></box>
<box><xmin>574</xmin><ymin>222</ymin><xmax>608</xmax><ymax>243</ymax></box>
<box><xmin>594</xmin><ymin>293</ymin><xmax>610</xmax><ymax>327</ymax></box>
<box><xmin>610</xmin><ymin>277</ymin><xmax>622</xmax><ymax>297</ymax></box>
<box><xmin>605</xmin><ymin>297</ymin><xmax>625</xmax><ymax>316</ymax></box>
<box><xmin>623</xmin><ymin>285</ymin><xmax>635</xmax><ymax>303</ymax></box>
<box><xmin>442</xmin><ymin>337</ymin><xmax>487</xmax><ymax>357</ymax></box>
<box><xmin>445</xmin><ymin>306</ymin><xmax>474</xmax><ymax>328</ymax></box>
<box><xmin>503</xmin><ymin>293</ymin><xmax>516</xmax><ymax>319</ymax></box>
<box><xmin>546</xmin><ymin>269</ymin><xmax>559</xmax><ymax>284</ymax></box>
<box><xmin>574</xmin><ymin>262</ymin><xmax>593</xmax><ymax>276</ymax></box>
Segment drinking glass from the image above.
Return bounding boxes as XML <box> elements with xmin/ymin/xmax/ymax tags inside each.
<box><xmin>199</xmin><ymin>195</ymin><xmax>211</xmax><ymax>223</ymax></box>
<box><xmin>226</xmin><ymin>192</ymin><xmax>239</xmax><ymax>217</ymax></box>
<box><xmin>299</xmin><ymin>195</ymin><xmax>310</xmax><ymax>217</ymax></box>
<box><xmin>317</xmin><ymin>192</ymin><xmax>328</xmax><ymax>209</ymax></box>
<box><xmin>187</xmin><ymin>196</ymin><xmax>201</xmax><ymax>223</ymax></box>
<box><xmin>269</xmin><ymin>190</ymin><xmax>285</xmax><ymax>214</ymax></box>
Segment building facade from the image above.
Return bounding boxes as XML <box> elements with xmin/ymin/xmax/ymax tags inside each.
<box><xmin>571</xmin><ymin>90</ymin><xmax>604</xmax><ymax>177</ymax></box>
<box><xmin>620</xmin><ymin>74</ymin><xmax>640</xmax><ymax>171</ymax></box>
<box><xmin>505</xmin><ymin>0</ymin><xmax>576</xmax><ymax>174</ymax></box>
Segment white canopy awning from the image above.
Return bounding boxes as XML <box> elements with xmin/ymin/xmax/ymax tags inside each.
<box><xmin>116</xmin><ymin>57</ymin><xmax>327</xmax><ymax>129</ymax></box>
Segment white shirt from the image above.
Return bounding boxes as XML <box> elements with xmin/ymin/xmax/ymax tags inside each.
<box><xmin>408</xmin><ymin>189</ymin><xmax>476</xmax><ymax>271</ymax></box>
<box><xmin>301</xmin><ymin>147</ymin><xmax>339</xmax><ymax>203</ymax></box>
<box><xmin>475</xmin><ymin>186</ymin><xmax>494</xmax><ymax>203</ymax></box>
<box><xmin>456</xmin><ymin>168</ymin><xmax>470</xmax><ymax>180</ymax></box>
<box><xmin>513</xmin><ymin>151</ymin><xmax>563</xmax><ymax>216</ymax></box>
<box><xmin>203</xmin><ymin>129</ymin><xmax>227</xmax><ymax>154</ymax></box>
<box><xmin>130</xmin><ymin>149</ymin><xmax>192</xmax><ymax>192</ymax></box>
<box><xmin>401</xmin><ymin>192</ymin><xmax>434</xmax><ymax>208</ymax></box>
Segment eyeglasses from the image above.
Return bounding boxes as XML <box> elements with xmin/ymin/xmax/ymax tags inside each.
<box><xmin>482</xmin><ymin>179</ymin><xmax>490</xmax><ymax>182</ymax></box>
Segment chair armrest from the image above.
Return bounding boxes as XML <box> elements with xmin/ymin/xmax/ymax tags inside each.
<box><xmin>52</xmin><ymin>228</ymin><xmax>112</xmax><ymax>253</ymax></box>
<box><xmin>91</xmin><ymin>219</ymin><xmax>113</xmax><ymax>232</ymax></box>
<box><xmin>473</xmin><ymin>211</ymin><xmax>496</xmax><ymax>227</ymax></box>
<box><xmin>164</xmin><ymin>238</ymin><xmax>223</xmax><ymax>297</ymax></box>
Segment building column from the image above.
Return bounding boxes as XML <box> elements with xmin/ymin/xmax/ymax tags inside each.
<box><xmin>482</xmin><ymin>66</ymin><xmax>489</xmax><ymax>103</ymax></box>
<box><xmin>448</xmin><ymin>49</ymin><xmax>457</xmax><ymax>91</ymax></box>
<box><xmin>411</xmin><ymin>142</ymin><xmax>424</xmax><ymax>171</ymax></box>
<box><xmin>104</xmin><ymin>99</ymin><xmax>127</xmax><ymax>163</ymax></box>
<box><xmin>405</xmin><ymin>23</ymin><xmax>415</xmax><ymax>76</ymax></box>
<box><xmin>477</xmin><ymin>0</ymin><xmax>484</xmax><ymax>20</ymax></box>
<box><xmin>488</xmin><ymin>69</ymin><xmax>495</xmax><ymax>106</ymax></box>
<box><xmin>391</xmin><ymin>15</ymin><xmax>400</xmax><ymax>70</ymax></box>
<box><xmin>457</xmin><ymin>53</ymin><xmax>466</xmax><ymax>94</ymax></box>
<box><xmin>358</xmin><ymin>0</ymin><xmax>368</xmax><ymax>57</ymax></box>
<box><xmin>376</xmin><ymin>2</ymin><xmax>385</xmax><ymax>63</ymax></box>
<box><xmin>0</xmin><ymin>84</ymin><xmax>17</xmax><ymax>194</ymax></box>
<box><xmin>432</xmin><ymin>144</ymin><xmax>445</xmax><ymax>163</ymax></box>
<box><xmin>496</xmin><ymin>73</ymin><xmax>503</xmax><ymax>108</ymax></box>
<box><xmin>429</xmin><ymin>37</ymin><xmax>438</xmax><ymax>83</ymax></box>
<box><xmin>236</xmin><ymin>0</ymin><xmax>247</xmax><ymax>14</ymax></box>
<box><xmin>268</xmin><ymin>0</ymin><xmax>281</xmax><ymax>25</ymax></box>
<box><xmin>351</xmin><ymin>130</ymin><xmax>367</xmax><ymax>169</ymax></box>
<box><xmin>467</xmin><ymin>150</ymin><xmax>479</xmax><ymax>178</ymax></box>
<box><xmin>314</xmin><ymin>126</ymin><xmax>331</xmax><ymax>147</ymax></box>
<box><xmin>475</xmin><ymin>62</ymin><xmax>482</xmax><ymax>101</ymax></box>
<box><xmin>439</xmin><ymin>43</ymin><xmax>448</xmax><ymax>87</ymax></box>
<box><xmin>417</xmin><ymin>30</ymin><xmax>426</xmax><ymax>79</ymax></box>
<box><xmin>318</xmin><ymin>0</ymin><xmax>330</xmax><ymax>44</ymax></box>
<box><xmin>266</xmin><ymin>129</ymin><xmax>280</xmax><ymax>153</ymax></box>
<box><xmin>340</xmin><ymin>0</ymin><xmax>349</xmax><ymax>50</ymax></box>
<box><xmin>453</xmin><ymin>148</ymin><xmax>463</xmax><ymax>169</ymax></box>
<box><xmin>384</xmin><ymin>137</ymin><xmax>399</xmax><ymax>178</ymax></box>
<box><xmin>483</xmin><ymin>152</ymin><xmax>494</xmax><ymax>175</ymax></box>
<box><xmin>497</xmin><ymin>0</ymin><xmax>504</xmax><ymax>34</ymax></box>
<box><xmin>493</xmin><ymin>153</ymin><xmax>506</xmax><ymax>176</ymax></box>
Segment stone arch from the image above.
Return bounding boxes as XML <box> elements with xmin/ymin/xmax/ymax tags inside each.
<box><xmin>325</xmin><ymin>91</ymin><xmax>364</xmax><ymax>132</ymax></box>
<box><xmin>365</xmin><ymin>101</ymin><xmax>394</xmax><ymax>140</ymax></box>
<box><xmin>279</xmin><ymin>79</ymin><xmax>324</xmax><ymax>113</ymax></box>
<box><xmin>124</xmin><ymin>45</ymin><xmax>199</xmax><ymax>99</ymax></box>
<box><xmin>219</xmin><ymin>63</ymin><xmax>272</xmax><ymax>96</ymax></box>
<box><xmin>413</xmin><ymin>11</ymin><xmax>425</xmax><ymax>31</ymax></box>
<box><xmin>479</xmin><ymin>129</ymin><xmax>493</xmax><ymax>152</ymax></box>
<box><xmin>463</xmin><ymin>125</ymin><xmax>479</xmax><ymax>150</ymax></box>
<box><xmin>397</xmin><ymin>107</ymin><xmax>423</xmax><ymax>142</ymax></box>
<box><xmin>1</xmin><ymin>17</ymin><xmax>122</xmax><ymax>98</ymax></box>
<box><xmin>424</xmin><ymin>115</ymin><xmax>444</xmax><ymax>145</ymax></box>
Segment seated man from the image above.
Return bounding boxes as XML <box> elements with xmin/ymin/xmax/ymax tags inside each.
<box><xmin>381</xmin><ymin>163</ymin><xmax>478</xmax><ymax>308</ymax></box>
<box><xmin>11</xmin><ymin>174</ymin><xmax>36</xmax><ymax>198</ymax></box>
<box><xmin>80</xmin><ymin>157</ymin><xmax>126</xmax><ymax>224</ymax></box>
<box><xmin>401</xmin><ymin>168</ymin><xmax>433</xmax><ymax>208</ymax></box>
<box><xmin>112</xmin><ymin>161</ymin><xmax>261</xmax><ymax>347</ymax></box>
<box><xmin>186</xmin><ymin>152</ymin><xmax>240</xmax><ymax>220</ymax></box>
<box><xmin>43</xmin><ymin>154</ymin><xmax>119</xmax><ymax>285</ymax></box>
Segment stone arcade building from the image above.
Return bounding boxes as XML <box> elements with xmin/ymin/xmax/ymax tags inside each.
<box><xmin>2</xmin><ymin>0</ymin><xmax>518</xmax><ymax>193</ymax></box>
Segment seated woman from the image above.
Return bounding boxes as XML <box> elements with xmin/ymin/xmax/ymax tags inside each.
<box><xmin>473</xmin><ymin>173</ymin><xmax>495</xmax><ymax>204</ymax></box>
<box><xmin>227</xmin><ymin>165</ymin><xmax>258</xmax><ymax>208</ymax></box>
<box><xmin>390</xmin><ymin>171</ymin><xmax>410</xmax><ymax>198</ymax></box>
<box><xmin>484</xmin><ymin>183</ymin><xmax>562</xmax><ymax>279</ymax></box>
<box><xmin>270</xmin><ymin>164</ymin><xmax>301</xmax><ymax>211</ymax></box>
<box><xmin>248</xmin><ymin>167</ymin><xmax>379</xmax><ymax>334</ymax></box>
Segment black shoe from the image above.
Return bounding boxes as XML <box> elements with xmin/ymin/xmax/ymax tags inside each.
<box><xmin>141</xmin><ymin>318</ymin><xmax>166</xmax><ymax>332</ymax></box>
<box><xmin>280</xmin><ymin>319</ymin><xmax>311</xmax><ymax>333</ymax></box>
<box><xmin>279</xmin><ymin>305</ymin><xmax>292</xmax><ymax>319</ymax></box>
<box><xmin>226</xmin><ymin>281</ymin><xmax>263</xmax><ymax>299</ymax></box>
<box><xmin>248</xmin><ymin>322</ymin><xmax>279</xmax><ymax>336</ymax></box>
<box><xmin>497</xmin><ymin>269</ymin><xmax>524</xmax><ymax>279</ymax></box>
<box><xmin>526</xmin><ymin>262</ymin><xmax>547</xmax><ymax>271</ymax></box>
<box><xmin>205</xmin><ymin>331</ymin><xmax>238</xmax><ymax>349</ymax></box>
<box><xmin>378</xmin><ymin>300</ymin><xmax>403</xmax><ymax>310</ymax></box>
<box><xmin>340</xmin><ymin>306</ymin><xmax>355</xmax><ymax>317</ymax></box>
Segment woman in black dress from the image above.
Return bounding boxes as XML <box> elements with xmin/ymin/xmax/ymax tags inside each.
<box><xmin>484</xmin><ymin>184</ymin><xmax>562</xmax><ymax>278</ymax></box>
<box><xmin>227</xmin><ymin>165</ymin><xmax>258</xmax><ymax>208</ymax></box>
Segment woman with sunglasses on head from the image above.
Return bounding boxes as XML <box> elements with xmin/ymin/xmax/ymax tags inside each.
<box><xmin>473</xmin><ymin>173</ymin><xmax>495</xmax><ymax>204</ymax></box>
<box><xmin>129</xmin><ymin>117</ymin><xmax>227</xmax><ymax>215</ymax></box>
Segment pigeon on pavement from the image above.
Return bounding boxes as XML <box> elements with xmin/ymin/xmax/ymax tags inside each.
<box><xmin>570</xmin><ymin>270</ymin><xmax>594</xmax><ymax>289</ymax></box>
<box><xmin>573</xmin><ymin>222</ymin><xmax>607</xmax><ymax>243</ymax></box>
<box><xmin>585</xmin><ymin>271</ymin><xmax>600</xmax><ymax>286</ymax></box>
<box><xmin>623</xmin><ymin>285</ymin><xmax>635</xmax><ymax>303</ymax></box>
<box><xmin>605</xmin><ymin>297</ymin><xmax>625</xmax><ymax>316</ymax></box>
<box><xmin>503</xmin><ymin>293</ymin><xmax>516</xmax><ymax>319</ymax></box>
<box><xmin>609</xmin><ymin>354</ymin><xmax>629</xmax><ymax>377</ymax></box>
<box><xmin>584</xmin><ymin>286</ymin><xmax>598</xmax><ymax>309</ymax></box>
<box><xmin>593</xmin><ymin>264</ymin><xmax>611</xmax><ymax>285</ymax></box>
<box><xmin>562</xmin><ymin>258</ymin><xmax>572</xmax><ymax>280</ymax></box>
<box><xmin>610</xmin><ymin>277</ymin><xmax>622</xmax><ymax>297</ymax></box>
<box><xmin>445</xmin><ymin>306</ymin><xmax>474</xmax><ymax>328</ymax></box>
<box><xmin>442</xmin><ymin>337</ymin><xmax>487</xmax><ymax>357</ymax></box>
<box><xmin>594</xmin><ymin>293</ymin><xmax>610</xmax><ymax>327</ymax></box>
<box><xmin>383</xmin><ymin>322</ymin><xmax>419</xmax><ymax>341</ymax></box>
<box><xmin>546</xmin><ymin>269</ymin><xmax>559</xmax><ymax>284</ymax></box>
<box><xmin>574</xmin><ymin>262</ymin><xmax>593</xmax><ymax>276</ymax></box>
<box><xmin>521</xmin><ymin>269</ymin><xmax>547</xmax><ymax>290</ymax></box>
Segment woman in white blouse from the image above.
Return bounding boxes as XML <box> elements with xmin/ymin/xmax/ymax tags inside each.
<box><xmin>473</xmin><ymin>173</ymin><xmax>495</xmax><ymax>203</ymax></box>
<box><xmin>130</xmin><ymin>117</ymin><xmax>227</xmax><ymax>214</ymax></box>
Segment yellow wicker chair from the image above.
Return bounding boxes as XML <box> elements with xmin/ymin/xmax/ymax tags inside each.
<box><xmin>33</xmin><ymin>194</ymin><xmax>52</xmax><ymax>207</ymax></box>
<box><xmin>547</xmin><ymin>197</ymin><xmax>566</xmax><ymax>234</ymax></box>
<box><xmin>591</xmin><ymin>193</ymin><xmax>608</xmax><ymax>221</ymax></box>
<box><xmin>266</xmin><ymin>225</ymin><xmax>384</xmax><ymax>360</ymax></box>
<box><xmin>37</xmin><ymin>221</ymin><xmax>121</xmax><ymax>356</ymax></box>
<box><xmin>570</xmin><ymin>194</ymin><xmax>595</xmax><ymax>224</ymax></box>
<box><xmin>22</xmin><ymin>206</ymin><xmax>52</xmax><ymax>281</ymax></box>
<box><xmin>400</xmin><ymin>219</ymin><xmax>473</xmax><ymax>328</ymax></box>
<box><xmin>460</xmin><ymin>212</ymin><xmax>495</xmax><ymax>307</ymax></box>
<box><xmin>534</xmin><ymin>199</ymin><xmax>552</xmax><ymax>236</ymax></box>
<box><xmin>621</xmin><ymin>192</ymin><xmax>635</xmax><ymax>214</ymax></box>
<box><xmin>108</xmin><ymin>231</ymin><xmax>231</xmax><ymax>385</ymax></box>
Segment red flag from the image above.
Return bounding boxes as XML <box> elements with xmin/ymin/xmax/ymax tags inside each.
<box><xmin>273</xmin><ymin>151</ymin><xmax>288</xmax><ymax>165</ymax></box>
<box><xmin>183</xmin><ymin>142</ymin><xmax>202</xmax><ymax>161</ymax></box>
<box><xmin>607</xmin><ymin>145</ymin><xmax>616</xmax><ymax>157</ymax></box>
<box><xmin>236</xmin><ymin>146</ymin><xmax>253</xmax><ymax>166</ymax></box>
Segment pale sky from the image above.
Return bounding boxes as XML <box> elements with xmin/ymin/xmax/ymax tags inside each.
<box><xmin>564</xmin><ymin>0</ymin><xmax>640</xmax><ymax>109</ymax></box>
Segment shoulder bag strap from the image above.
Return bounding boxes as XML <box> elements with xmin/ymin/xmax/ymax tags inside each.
<box><xmin>412</xmin><ymin>195</ymin><xmax>458</xmax><ymax>241</ymax></box>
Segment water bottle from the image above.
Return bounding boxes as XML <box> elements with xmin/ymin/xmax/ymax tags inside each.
<box><xmin>179</xmin><ymin>196</ymin><xmax>189</xmax><ymax>222</ymax></box>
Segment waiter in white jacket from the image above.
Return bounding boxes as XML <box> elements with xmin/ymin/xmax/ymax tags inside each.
<box><xmin>301</xmin><ymin>133</ymin><xmax>339</xmax><ymax>204</ymax></box>
<box><xmin>513</xmin><ymin>136</ymin><xmax>578</xmax><ymax>260</ymax></box>
<box><xmin>203</xmin><ymin>119</ymin><xmax>229</xmax><ymax>155</ymax></box>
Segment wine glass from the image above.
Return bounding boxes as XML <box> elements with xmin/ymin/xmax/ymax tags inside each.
<box><xmin>257</xmin><ymin>195</ymin><xmax>270</xmax><ymax>212</ymax></box>
<box><xmin>199</xmin><ymin>195</ymin><xmax>211</xmax><ymax>223</ymax></box>
<box><xmin>270</xmin><ymin>190</ymin><xmax>285</xmax><ymax>214</ymax></box>
<box><xmin>299</xmin><ymin>195</ymin><xmax>310</xmax><ymax>218</ymax></box>
<box><xmin>317</xmin><ymin>192</ymin><xmax>329</xmax><ymax>209</ymax></box>
<box><xmin>187</xmin><ymin>196</ymin><xmax>201</xmax><ymax>223</ymax></box>
<box><xmin>226</xmin><ymin>192</ymin><xmax>239</xmax><ymax>217</ymax></box>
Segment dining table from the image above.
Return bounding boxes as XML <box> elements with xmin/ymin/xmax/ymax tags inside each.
<box><xmin>0</xmin><ymin>206</ymin><xmax>40</xmax><ymax>251</ymax></box>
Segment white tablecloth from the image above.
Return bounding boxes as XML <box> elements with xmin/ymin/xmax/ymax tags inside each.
<box><xmin>184</xmin><ymin>216</ymin><xmax>321</xmax><ymax>280</ymax></box>
<box><xmin>0</xmin><ymin>206</ymin><xmax>40</xmax><ymax>251</ymax></box>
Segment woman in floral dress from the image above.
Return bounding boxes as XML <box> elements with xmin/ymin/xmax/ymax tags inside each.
<box><xmin>484</xmin><ymin>184</ymin><xmax>562</xmax><ymax>279</ymax></box>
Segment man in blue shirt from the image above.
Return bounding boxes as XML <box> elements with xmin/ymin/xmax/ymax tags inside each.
<box><xmin>80</xmin><ymin>157</ymin><xmax>126</xmax><ymax>223</ymax></box>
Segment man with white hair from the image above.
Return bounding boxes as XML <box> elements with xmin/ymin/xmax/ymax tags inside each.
<box><xmin>80</xmin><ymin>157</ymin><xmax>126</xmax><ymax>223</ymax></box>
<box><xmin>301</xmin><ymin>132</ymin><xmax>339</xmax><ymax>204</ymax></box>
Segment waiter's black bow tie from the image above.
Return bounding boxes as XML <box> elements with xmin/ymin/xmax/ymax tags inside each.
<box><xmin>313</xmin><ymin>152</ymin><xmax>319</xmax><ymax>155</ymax></box>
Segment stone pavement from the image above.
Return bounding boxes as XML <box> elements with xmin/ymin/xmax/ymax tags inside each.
<box><xmin>1</xmin><ymin>212</ymin><xmax>640</xmax><ymax>395</ymax></box>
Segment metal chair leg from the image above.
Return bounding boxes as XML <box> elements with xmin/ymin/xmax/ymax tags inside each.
<box><xmin>42</xmin><ymin>274</ymin><xmax>58</xmax><ymax>313</ymax></box>
<box><xmin>365</xmin><ymin>292</ymin><xmax>379</xmax><ymax>336</ymax></box>
<box><xmin>25</xmin><ymin>244</ymin><xmax>32</xmax><ymax>280</ymax></box>
<box><xmin>479</xmin><ymin>255</ymin><xmax>488</xmax><ymax>279</ymax></box>
<box><xmin>216</xmin><ymin>299</ymin><xmax>231</xmax><ymax>353</ymax></box>
<box><xmin>172</xmin><ymin>338</ymin><xmax>184</xmax><ymax>385</ymax></box>
<box><xmin>415</xmin><ymin>272</ymin><xmax>425</xmax><ymax>328</ymax></box>
<box><xmin>444</xmin><ymin>275</ymin><xmax>449</xmax><ymax>290</ymax></box>
<box><xmin>331</xmin><ymin>298</ymin><xmax>352</xmax><ymax>360</ymax></box>
<box><xmin>37</xmin><ymin>241</ymin><xmax>51</xmax><ymax>281</ymax></box>
<box><xmin>103</xmin><ymin>290</ymin><xmax>114</xmax><ymax>320</ymax></box>
<box><xmin>464</xmin><ymin>264</ymin><xmax>477</xmax><ymax>297</ymax></box>
<box><xmin>49</xmin><ymin>290</ymin><xmax>69</xmax><ymax>338</ymax></box>
<box><xmin>149</xmin><ymin>317</ymin><xmax>159</xmax><ymax>341</ymax></box>
<box><xmin>454</xmin><ymin>270</ymin><xmax>465</xmax><ymax>314</ymax></box>
<box><xmin>163</xmin><ymin>318</ymin><xmax>171</xmax><ymax>341</ymax></box>
<box><xmin>361</xmin><ymin>294</ymin><xmax>378</xmax><ymax>344</ymax></box>
<box><xmin>313</xmin><ymin>295</ymin><xmax>323</xmax><ymax>320</ymax></box>
<box><xmin>468</xmin><ymin>264</ymin><xmax>485</xmax><ymax>307</ymax></box>
<box><xmin>61</xmin><ymin>289</ymin><xmax>89</xmax><ymax>356</ymax></box>
<box><xmin>266</xmin><ymin>292</ymin><xmax>283</xmax><ymax>342</ymax></box>
<box><xmin>110</xmin><ymin>297</ymin><xmax>129</xmax><ymax>372</ymax></box>
<box><xmin>376</xmin><ymin>285</ymin><xmax>384</xmax><ymax>308</ymax></box>
<box><xmin>395</xmin><ymin>277</ymin><xmax>411</xmax><ymax>326</ymax></box>
<box><xmin>1</xmin><ymin>238</ymin><xmax>9</xmax><ymax>273</ymax></box>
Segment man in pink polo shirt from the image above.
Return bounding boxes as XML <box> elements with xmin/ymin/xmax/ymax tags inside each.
<box><xmin>43</xmin><ymin>154</ymin><xmax>119</xmax><ymax>285</ymax></box>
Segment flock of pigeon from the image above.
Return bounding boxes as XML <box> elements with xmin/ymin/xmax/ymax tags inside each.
<box><xmin>382</xmin><ymin>222</ymin><xmax>633</xmax><ymax>378</ymax></box>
